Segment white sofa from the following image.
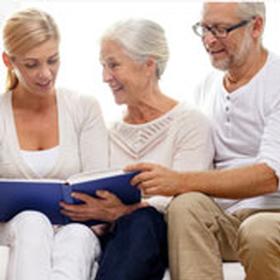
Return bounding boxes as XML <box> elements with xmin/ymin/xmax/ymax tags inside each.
<box><xmin>162</xmin><ymin>263</ymin><xmax>245</xmax><ymax>280</ymax></box>
<box><xmin>0</xmin><ymin>246</ymin><xmax>244</xmax><ymax>280</ymax></box>
<box><xmin>0</xmin><ymin>247</ymin><xmax>9</xmax><ymax>280</ymax></box>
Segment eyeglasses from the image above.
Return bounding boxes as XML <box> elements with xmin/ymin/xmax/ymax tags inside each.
<box><xmin>192</xmin><ymin>19</ymin><xmax>252</xmax><ymax>39</ymax></box>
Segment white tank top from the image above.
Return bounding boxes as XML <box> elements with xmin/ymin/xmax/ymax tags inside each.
<box><xmin>21</xmin><ymin>146</ymin><xmax>59</xmax><ymax>177</ymax></box>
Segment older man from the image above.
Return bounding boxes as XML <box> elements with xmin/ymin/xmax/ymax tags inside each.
<box><xmin>128</xmin><ymin>2</ymin><xmax>280</xmax><ymax>280</ymax></box>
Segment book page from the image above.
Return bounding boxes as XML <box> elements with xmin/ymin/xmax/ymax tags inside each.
<box><xmin>67</xmin><ymin>168</ymin><xmax>126</xmax><ymax>185</ymax></box>
<box><xmin>0</xmin><ymin>177</ymin><xmax>63</xmax><ymax>184</ymax></box>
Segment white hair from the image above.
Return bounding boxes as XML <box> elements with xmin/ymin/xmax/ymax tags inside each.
<box><xmin>236</xmin><ymin>2</ymin><xmax>265</xmax><ymax>22</ymax></box>
<box><xmin>101</xmin><ymin>19</ymin><xmax>169</xmax><ymax>79</ymax></box>
<box><xmin>236</xmin><ymin>2</ymin><xmax>266</xmax><ymax>41</ymax></box>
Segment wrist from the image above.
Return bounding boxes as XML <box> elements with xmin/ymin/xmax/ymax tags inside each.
<box><xmin>123</xmin><ymin>202</ymin><xmax>147</xmax><ymax>215</ymax></box>
<box><xmin>113</xmin><ymin>202</ymin><xmax>147</xmax><ymax>221</ymax></box>
<box><xmin>175</xmin><ymin>172</ymin><xmax>187</xmax><ymax>195</ymax></box>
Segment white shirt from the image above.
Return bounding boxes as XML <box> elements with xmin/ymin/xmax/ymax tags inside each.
<box><xmin>109</xmin><ymin>102</ymin><xmax>214</xmax><ymax>213</ymax></box>
<box><xmin>21</xmin><ymin>146</ymin><xmax>60</xmax><ymax>177</ymax></box>
<box><xmin>195</xmin><ymin>52</ymin><xmax>280</xmax><ymax>212</ymax></box>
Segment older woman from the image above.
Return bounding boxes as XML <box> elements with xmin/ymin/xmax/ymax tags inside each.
<box><xmin>62</xmin><ymin>19</ymin><xmax>214</xmax><ymax>280</ymax></box>
<box><xmin>0</xmin><ymin>8</ymin><xmax>107</xmax><ymax>280</ymax></box>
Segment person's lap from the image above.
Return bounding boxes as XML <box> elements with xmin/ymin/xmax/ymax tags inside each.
<box><xmin>96</xmin><ymin>207</ymin><xmax>168</xmax><ymax>280</ymax></box>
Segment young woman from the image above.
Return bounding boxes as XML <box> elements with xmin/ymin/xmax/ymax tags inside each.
<box><xmin>0</xmin><ymin>8</ymin><xmax>107</xmax><ymax>280</ymax></box>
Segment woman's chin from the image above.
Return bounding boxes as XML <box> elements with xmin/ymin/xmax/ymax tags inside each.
<box><xmin>113</xmin><ymin>95</ymin><xmax>126</xmax><ymax>105</ymax></box>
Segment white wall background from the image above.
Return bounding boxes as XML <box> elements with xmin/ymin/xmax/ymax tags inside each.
<box><xmin>1</xmin><ymin>0</ymin><xmax>280</xmax><ymax>122</ymax></box>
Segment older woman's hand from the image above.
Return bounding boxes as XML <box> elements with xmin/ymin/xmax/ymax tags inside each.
<box><xmin>60</xmin><ymin>190</ymin><xmax>146</xmax><ymax>223</ymax></box>
<box><xmin>126</xmin><ymin>163</ymin><xmax>184</xmax><ymax>196</ymax></box>
<box><xmin>60</xmin><ymin>190</ymin><xmax>128</xmax><ymax>222</ymax></box>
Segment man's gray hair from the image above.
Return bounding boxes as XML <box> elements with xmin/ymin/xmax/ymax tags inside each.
<box><xmin>101</xmin><ymin>19</ymin><xmax>169</xmax><ymax>79</ymax></box>
<box><xmin>236</xmin><ymin>2</ymin><xmax>266</xmax><ymax>41</ymax></box>
<box><xmin>237</xmin><ymin>2</ymin><xmax>266</xmax><ymax>23</ymax></box>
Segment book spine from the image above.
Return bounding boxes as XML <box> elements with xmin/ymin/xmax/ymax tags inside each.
<box><xmin>61</xmin><ymin>183</ymin><xmax>73</xmax><ymax>204</ymax></box>
<box><xmin>61</xmin><ymin>183</ymin><xmax>73</xmax><ymax>224</ymax></box>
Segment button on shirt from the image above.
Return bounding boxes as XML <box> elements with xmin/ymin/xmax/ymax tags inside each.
<box><xmin>195</xmin><ymin>52</ymin><xmax>280</xmax><ymax>212</ymax></box>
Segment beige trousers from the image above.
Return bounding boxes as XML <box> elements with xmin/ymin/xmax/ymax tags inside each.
<box><xmin>167</xmin><ymin>192</ymin><xmax>280</xmax><ymax>280</ymax></box>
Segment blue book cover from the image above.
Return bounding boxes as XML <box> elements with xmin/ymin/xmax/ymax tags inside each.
<box><xmin>0</xmin><ymin>170</ymin><xmax>140</xmax><ymax>225</ymax></box>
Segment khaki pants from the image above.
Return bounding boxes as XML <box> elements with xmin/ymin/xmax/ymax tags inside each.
<box><xmin>167</xmin><ymin>192</ymin><xmax>280</xmax><ymax>280</ymax></box>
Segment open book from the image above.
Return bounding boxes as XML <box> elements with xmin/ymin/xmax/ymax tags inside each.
<box><xmin>0</xmin><ymin>170</ymin><xmax>140</xmax><ymax>225</ymax></box>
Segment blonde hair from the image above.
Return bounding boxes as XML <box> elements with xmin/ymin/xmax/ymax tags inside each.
<box><xmin>2</xmin><ymin>8</ymin><xmax>60</xmax><ymax>91</ymax></box>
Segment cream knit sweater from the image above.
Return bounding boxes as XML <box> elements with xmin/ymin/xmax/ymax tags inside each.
<box><xmin>109</xmin><ymin>102</ymin><xmax>214</xmax><ymax>213</ymax></box>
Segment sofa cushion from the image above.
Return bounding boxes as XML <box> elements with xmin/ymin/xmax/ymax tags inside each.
<box><xmin>223</xmin><ymin>262</ymin><xmax>245</xmax><ymax>280</ymax></box>
<box><xmin>0</xmin><ymin>247</ymin><xmax>245</xmax><ymax>280</ymax></box>
<box><xmin>162</xmin><ymin>262</ymin><xmax>245</xmax><ymax>280</ymax></box>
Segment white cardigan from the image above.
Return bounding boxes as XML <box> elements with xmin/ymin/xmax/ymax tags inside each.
<box><xmin>109</xmin><ymin>102</ymin><xmax>214</xmax><ymax>213</ymax></box>
<box><xmin>0</xmin><ymin>88</ymin><xmax>108</xmax><ymax>180</ymax></box>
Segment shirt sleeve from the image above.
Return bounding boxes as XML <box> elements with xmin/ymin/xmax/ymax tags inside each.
<box><xmin>257</xmin><ymin>92</ymin><xmax>280</xmax><ymax>188</ymax></box>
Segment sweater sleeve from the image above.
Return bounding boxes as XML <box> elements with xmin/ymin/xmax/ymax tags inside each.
<box><xmin>144</xmin><ymin>108</ymin><xmax>214</xmax><ymax>213</ymax></box>
<box><xmin>172</xmin><ymin>109</ymin><xmax>214</xmax><ymax>171</ymax></box>
<box><xmin>75</xmin><ymin>95</ymin><xmax>109</xmax><ymax>172</ymax></box>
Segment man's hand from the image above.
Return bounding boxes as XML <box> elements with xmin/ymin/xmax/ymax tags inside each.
<box><xmin>126</xmin><ymin>162</ymin><xmax>183</xmax><ymax>196</ymax></box>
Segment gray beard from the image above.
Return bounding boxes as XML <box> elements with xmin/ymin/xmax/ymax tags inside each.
<box><xmin>211</xmin><ymin>56</ymin><xmax>231</xmax><ymax>71</ymax></box>
<box><xmin>210</xmin><ymin>31</ymin><xmax>252</xmax><ymax>71</ymax></box>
